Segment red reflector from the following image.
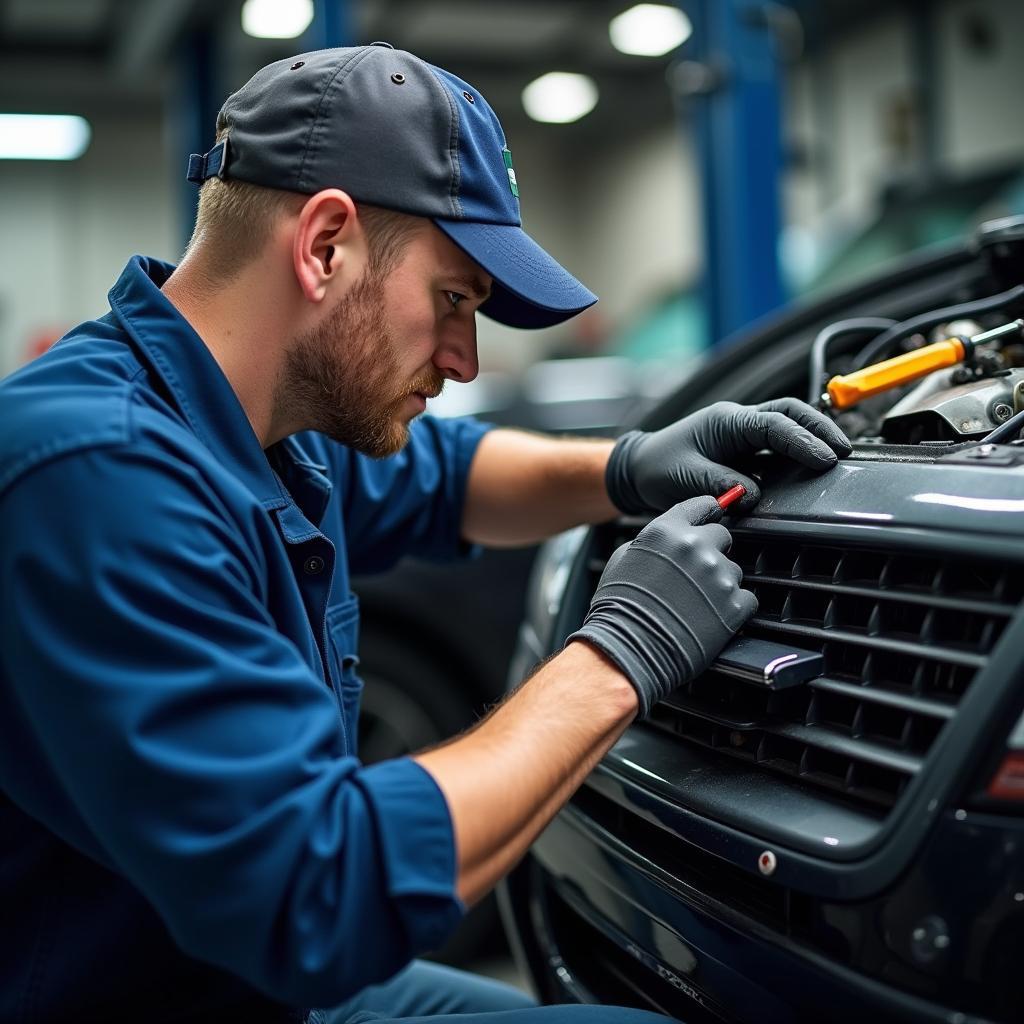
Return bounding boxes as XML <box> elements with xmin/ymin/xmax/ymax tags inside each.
<box><xmin>987</xmin><ymin>752</ymin><xmax>1024</xmax><ymax>800</ymax></box>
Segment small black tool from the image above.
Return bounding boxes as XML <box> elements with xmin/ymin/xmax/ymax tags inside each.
<box><xmin>711</xmin><ymin>636</ymin><xmax>822</xmax><ymax>689</ymax></box>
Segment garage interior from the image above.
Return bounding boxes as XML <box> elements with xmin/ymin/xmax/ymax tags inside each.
<box><xmin>3</xmin><ymin>1</ymin><xmax>1024</xmax><ymax>1021</ymax></box>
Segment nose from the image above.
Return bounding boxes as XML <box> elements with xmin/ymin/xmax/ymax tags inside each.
<box><xmin>433</xmin><ymin>318</ymin><xmax>479</xmax><ymax>384</ymax></box>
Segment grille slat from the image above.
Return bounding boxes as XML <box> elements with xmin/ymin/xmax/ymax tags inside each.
<box><xmin>590</xmin><ymin>527</ymin><xmax>1019</xmax><ymax>813</ymax></box>
<box><xmin>747</xmin><ymin>618</ymin><xmax>987</xmax><ymax>667</ymax></box>
<box><xmin>748</xmin><ymin>573</ymin><xmax>1015</xmax><ymax>618</ymax></box>
<box><xmin>808</xmin><ymin>677</ymin><xmax>955</xmax><ymax>721</ymax></box>
<box><xmin>655</xmin><ymin>704</ymin><xmax>929</xmax><ymax>774</ymax></box>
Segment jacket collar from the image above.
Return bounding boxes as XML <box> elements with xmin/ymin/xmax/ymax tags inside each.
<box><xmin>108</xmin><ymin>254</ymin><xmax>304</xmax><ymax>513</ymax></box>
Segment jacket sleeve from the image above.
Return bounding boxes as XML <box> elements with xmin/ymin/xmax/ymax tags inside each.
<box><xmin>328</xmin><ymin>414</ymin><xmax>494</xmax><ymax>574</ymax></box>
<box><xmin>0</xmin><ymin>443</ymin><xmax>463</xmax><ymax>1005</ymax></box>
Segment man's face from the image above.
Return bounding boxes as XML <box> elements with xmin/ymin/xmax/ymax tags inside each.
<box><xmin>278</xmin><ymin>221</ymin><xmax>490</xmax><ymax>457</ymax></box>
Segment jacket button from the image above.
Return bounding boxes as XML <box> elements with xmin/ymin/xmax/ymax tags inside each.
<box><xmin>303</xmin><ymin>555</ymin><xmax>325</xmax><ymax>575</ymax></box>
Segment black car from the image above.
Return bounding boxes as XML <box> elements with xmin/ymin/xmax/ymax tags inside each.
<box><xmin>500</xmin><ymin>217</ymin><xmax>1024</xmax><ymax>1023</ymax></box>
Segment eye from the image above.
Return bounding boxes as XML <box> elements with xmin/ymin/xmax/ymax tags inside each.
<box><xmin>444</xmin><ymin>290</ymin><xmax>467</xmax><ymax>310</ymax></box>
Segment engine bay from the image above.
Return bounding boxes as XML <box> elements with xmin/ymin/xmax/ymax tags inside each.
<box><xmin>811</xmin><ymin>217</ymin><xmax>1024</xmax><ymax>449</ymax></box>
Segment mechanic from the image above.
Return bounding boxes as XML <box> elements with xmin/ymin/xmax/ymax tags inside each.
<box><xmin>0</xmin><ymin>44</ymin><xmax>851</xmax><ymax>1023</ymax></box>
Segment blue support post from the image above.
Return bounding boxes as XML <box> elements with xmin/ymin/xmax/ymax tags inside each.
<box><xmin>303</xmin><ymin>0</ymin><xmax>353</xmax><ymax>50</ymax></box>
<box><xmin>684</xmin><ymin>0</ymin><xmax>786</xmax><ymax>344</ymax></box>
<box><xmin>176</xmin><ymin>28</ymin><xmax>219</xmax><ymax>249</ymax></box>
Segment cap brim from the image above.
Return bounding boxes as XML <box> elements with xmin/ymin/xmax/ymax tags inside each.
<box><xmin>434</xmin><ymin>219</ymin><xmax>597</xmax><ymax>329</ymax></box>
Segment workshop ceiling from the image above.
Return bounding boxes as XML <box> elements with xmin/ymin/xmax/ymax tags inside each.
<box><xmin>0</xmin><ymin>0</ymin><xmax>915</xmax><ymax>131</ymax></box>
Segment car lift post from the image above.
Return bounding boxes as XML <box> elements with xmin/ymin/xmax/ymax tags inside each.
<box><xmin>177</xmin><ymin>1</ymin><xmax>353</xmax><ymax>247</ymax></box>
<box><xmin>680</xmin><ymin>0</ymin><xmax>787</xmax><ymax>345</ymax></box>
<box><xmin>304</xmin><ymin>0</ymin><xmax>353</xmax><ymax>51</ymax></box>
<box><xmin>176</xmin><ymin>26</ymin><xmax>219</xmax><ymax>247</ymax></box>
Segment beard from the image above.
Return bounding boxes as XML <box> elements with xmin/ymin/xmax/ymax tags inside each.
<box><xmin>276</xmin><ymin>271</ymin><xmax>445</xmax><ymax>458</ymax></box>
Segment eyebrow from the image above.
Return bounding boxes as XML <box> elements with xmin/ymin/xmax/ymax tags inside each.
<box><xmin>451</xmin><ymin>274</ymin><xmax>492</xmax><ymax>302</ymax></box>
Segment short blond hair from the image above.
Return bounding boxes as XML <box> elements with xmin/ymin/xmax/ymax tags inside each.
<box><xmin>184</xmin><ymin>128</ymin><xmax>419</xmax><ymax>284</ymax></box>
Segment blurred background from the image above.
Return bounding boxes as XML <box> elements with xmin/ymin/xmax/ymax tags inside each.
<box><xmin>3</xmin><ymin>0</ymin><xmax>1024</xmax><ymax>387</ymax></box>
<box><xmin>4</xmin><ymin>0</ymin><xmax>1024</xmax><ymax>990</ymax></box>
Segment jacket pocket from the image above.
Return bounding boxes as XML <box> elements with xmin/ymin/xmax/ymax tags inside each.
<box><xmin>325</xmin><ymin>593</ymin><xmax>363</xmax><ymax>757</ymax></box>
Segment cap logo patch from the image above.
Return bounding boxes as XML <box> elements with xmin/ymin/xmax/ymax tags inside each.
<box><xmin>503</xmin><ymin>147</ymin><xmax>519</xmax><ymax>198</ymax></box>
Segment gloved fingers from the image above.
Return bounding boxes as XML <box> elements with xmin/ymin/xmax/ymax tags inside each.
<box><xmin>723</xmin><ymin>557</ymin><xmax>744</xmax><ymax>587</ymax></box>
<box><xmin>668</xmin><ymin>494</ymin><xmax>723</xmax><ymax>528</ymax></box>
<box><xmin>733</xmin><ymin>586</ymin><xmax>759</xmax><ymax>623</ymax></box>
<box><xmin>760</xmin><ymin>397</ymin><xmax>852</xmax><ymax>456</ymax></box>
<box><xmin>757</xmin><ymin>398</ymin><xmax>852</xmax><ymax>457</ymax></box>
<box><xmin>602</xmin><ymin>541</ymin><xmax>631</xmax><ymax>578</ymax></box>
<box><xmin>739</xmin><ymin>410</ymin><xmax>841</xmax><ymax>471</ymax></box>
<box><xmin>679</xmin><ymin>456</ymin><xmax>762</xmax><ymax>513</ymax></box>
<box><xmin>700</xmin><ymin>522</ymin><xmax>734</xmax><ymax>554</ymax></box>
<box><xmin>637</xmin><ymin>495</ymin><xmax>720</xmax><ymax>549</ymax></box>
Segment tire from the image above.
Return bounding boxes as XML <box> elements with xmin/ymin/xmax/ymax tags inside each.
<box><xmin>357</xmin><ymin>631</ymin><xmax>473</xmax><ymax>763</ymax></box>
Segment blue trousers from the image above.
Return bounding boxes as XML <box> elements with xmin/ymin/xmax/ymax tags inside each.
<box><xmin>312</xmin><ymin>960</ymin><xmax>676</xmax><ymax>1023</ymax></box>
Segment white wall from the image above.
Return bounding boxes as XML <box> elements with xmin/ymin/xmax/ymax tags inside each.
<box><xmin>472</xmin><ymin>131</ymin><xmax>583</xmax><ymax>372</ymax></box>
<box><xmin>0</xmin><ymin>109</ymin><xmax>698</xmax><ymax>376</ymax></box>
<box><xmin>830</xmin><ymin>15</ymin><xmax>916</xmax><ymax>221</ymax></box>
<box><xmin>475</xmin><ymin>123</ymin><xmax>701</xmax><ymax>371</ymax></box>
<box><xmin>6</xmin><ymin>0</ymin><xmax>1024</xmax><ymax>376</ymax></box>
<box><xmin>937</xmin><ymin>0</ymin><xmax>1024</xmax><ymax>171</ymax></box>
<box><xmin>0</xmin><ymin>112</ymin><xmax>177</xmax><ymax>374</ymax></box>
<box><xmin>573</xmin><ymin>125</ymin><xmax>699</xmax><ymax>327</ymax></box>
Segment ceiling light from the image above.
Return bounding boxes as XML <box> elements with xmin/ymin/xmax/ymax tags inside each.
<box><xmin>241</xmin><ymin>0</ymin><xmax>314</xmax><ymax>39</ymax></box>
<box><xmin>0</xmin><ymin>114</ymin><xmax>91</xmax><ymax>161</ymax></box>
<box><xmin>522</xmin><ymin>72</ymin><xmax>599</xmax><ymax>124</ymax></box>
<box><xmin>609</xmin><ymin>3</ymin><xmax>693</xmax><ymax>57</ymax></box>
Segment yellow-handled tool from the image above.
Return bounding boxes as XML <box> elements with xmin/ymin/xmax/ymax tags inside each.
<box><xmin>822</xmin><ymin>320</ymin><xmax>1024</xmax><ymax>411</ymax></box>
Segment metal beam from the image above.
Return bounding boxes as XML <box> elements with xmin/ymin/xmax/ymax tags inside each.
<box><xmin>0</xmin><ymin>56</ymin><xmax>167</xmax><ymax>108</ymax></box>
<box><xmin>175</xmin><ymin>27</ymin><xmax>219</xmax><ymax>248</ymax></box>
<box><xmin>681</xmin><ymin>0</ymin><xmax>786</xmax><ymax>344</ymax></box>
<box><xmin>112</xmin><ymin>0</ymin><xmax>203</xmax><ymax>81</ymax></box>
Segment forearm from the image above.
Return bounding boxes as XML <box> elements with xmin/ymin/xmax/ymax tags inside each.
<box><xmin>461</xmin><ymin>428</ymin><xmax>618</xmax><ymax>546</ymax></box>
<box><xmin>413</xmin><ymin>641</ymin><xmax>637</xmax><ymax>906</ymax></box>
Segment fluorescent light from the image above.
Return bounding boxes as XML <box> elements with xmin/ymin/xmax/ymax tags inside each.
<box><xmin>0</xmin><ymin>114</ymin><xmax>91</xmax><ymax>160</ymax></box>
<box><xmin>241</xmin><ymin>0</ymin><xmax>314</xmax><ymax>39</ymax></box>
<box><xmin>522</xmin><ymin>72</ymin><xmax>598</xmax><ymax>124</ymax></box>
<box><xmin>609</xmin><ymin>3</ymin><xmax>693</xmax><ymax>57</ymax></box>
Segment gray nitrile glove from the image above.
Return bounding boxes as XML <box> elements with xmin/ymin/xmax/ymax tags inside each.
<box><xmin>567</xmin><ymin>496</ymin><xmax>757</xmax><ymax>718</ymax></box>
<box><xmin>606</xmin><ymin>398</ymin><xmax>852</xmax><ymax>515</ymax></box>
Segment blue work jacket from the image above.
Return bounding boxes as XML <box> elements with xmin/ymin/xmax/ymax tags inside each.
<box><xmin>0</xmin><ymin>256</ymin><xmax>493</xmax><ymax>1021</ymax></box>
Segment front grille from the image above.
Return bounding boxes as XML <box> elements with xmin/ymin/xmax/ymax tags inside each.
<box><xmin>588</xmin><ymin>527</ymin><xmax>1022</xmax><ymax>812</ymax></box>
<box><xmin>569</xmin><ymin>786</ymin><xmax>821</xmax><ymax>942</ymax></box>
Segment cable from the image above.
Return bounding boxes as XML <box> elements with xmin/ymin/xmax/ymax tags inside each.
<box><xmin>807</xmin><ymin>318</ymin><xmax>896</xmax><ymax>404</ymax></box>
<box><xmin>853</xmin><ymin>284</ymin><xmax>1024</xmax><ymax>370</ymax></box>
<box><xmin>980</xmin><ymin>407</ymin><xmax>1024</xmax><ymax>445</ymax></box>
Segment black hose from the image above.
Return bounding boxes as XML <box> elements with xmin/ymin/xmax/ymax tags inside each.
<box><xmin>853</xmin><ymin>283</ymin><xmax>1024</xmax><ymax>369</ymax></box>
<box><xmin>980</xmin><ymin>407</ymin><xmax>1024</xmax><ymax>445</ymax></box>
<box><xmin>807</xmin><ymin>318</ymin><xmax>896</xmax><ymax>404</ymax></box>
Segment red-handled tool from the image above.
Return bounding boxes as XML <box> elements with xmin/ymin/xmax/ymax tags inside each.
<box><xmin>716</xmin><ymin>484</ymin><xmax>746</xmax><ymax>510</ymax></box>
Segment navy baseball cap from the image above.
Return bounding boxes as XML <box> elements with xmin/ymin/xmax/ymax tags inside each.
<box><xmin>186</xmin><ymin>42</ymin><xmax>597</xmax><ymax>329</ymax></box>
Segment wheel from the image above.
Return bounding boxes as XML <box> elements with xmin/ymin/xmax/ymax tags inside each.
<box><xmin>357</xmin><ymin>634</ymin><xmax>471</xmax><ymax>763</ymax></box>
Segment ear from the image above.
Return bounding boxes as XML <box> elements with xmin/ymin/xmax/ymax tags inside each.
<box><xmin>292</xmin><ymin>189</ymin><xmax>365</xmax><ymax>303</ymax></box>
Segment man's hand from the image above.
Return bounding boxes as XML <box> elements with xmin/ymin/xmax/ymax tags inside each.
<box><xmin>605</xmin><ymin>398</ymin><xmax>852</xmax><ymax>515</ymax></box>
<box><xmin>568</xmin><ymin>495</ymin><xmax>757</xmax><ymax>717</ymax></box>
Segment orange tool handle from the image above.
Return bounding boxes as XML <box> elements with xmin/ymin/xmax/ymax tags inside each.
<box><xmin>825</xmin><ymin>337</ymin><xmax>966</xmax><ymax>411</ymax></box>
